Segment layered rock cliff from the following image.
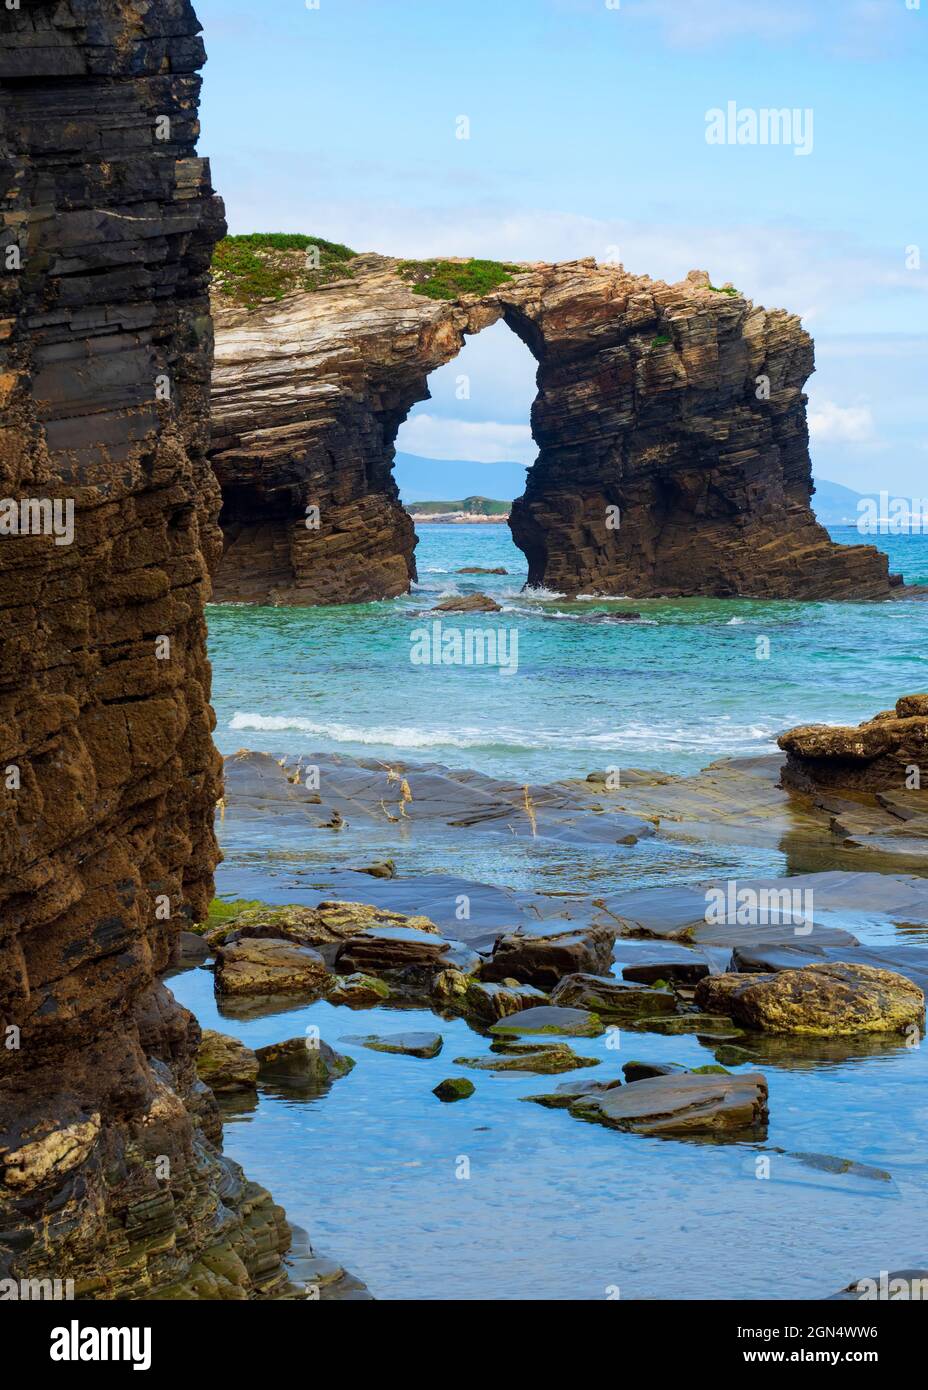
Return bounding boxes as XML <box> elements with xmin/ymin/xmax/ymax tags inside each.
<box><xmin>0</xmin><ymin>0</ymin><xmax>298</xmax><ymax>1299</ymax></box>
<box><xmin>210</xmin><ymin>255</ymin><xmax>894</xmax><ymax>604</ymax></box>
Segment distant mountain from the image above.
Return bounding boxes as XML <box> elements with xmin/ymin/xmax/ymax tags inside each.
<box><xmin>408</xmin><ymin>496</ymin><xmax>509</xmax><ymax>517</ymax></box>
<box><xmin>395</xmin><ymin>460</ymin><xmax>874</xmax><ymax>527</ymax></box>
<box><xmin>394</xmin><ymin>452</ymin><xmax>528</xmax><ymax>503</ymax></box>
<box><xmin>811</xmin><ymin>478</ymin><xmax>867</xmax><ymax>525</ymax></box>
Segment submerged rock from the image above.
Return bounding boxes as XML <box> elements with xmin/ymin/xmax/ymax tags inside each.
<box><xmin>433</xmin><ymin>1078</ymin><xmax>476</xmax><ymax>1102</ymax></box>
<box><xmin>454</xmin><ymin>1044</ymin><xmax>600</xmax><ymax>1074</ymax></box>
<box><xmin>570</xmin><ymin>1070</ymin><xmax>769</xmax><ymax>1138</ymax></box>
<box><xmin>256</xmin><ymin>1038</ymin><xmax>355</xmax><ymax>1086</ymax></box>
<box><xmin>353</xmin><ymin>860</ymin><xmax>397</xmax><ymax>879</ymax></box>
<box><xmin>214</xmin><ymin>938</ymin><xmax>335</xmax><ymax>998</ymax></box>
<box><xmin>343</xmin><ymin>1031</ymin><xmax>444</xmax><ymax>1059</ymax></box>
<box><xmin>482</xmin><ymin>923</ymin><xmax>617</xmax><ymax>988</ymax></box>
<box><xmin>695</xmin><ymin>962</ymin><xmax>925</xmax><ymax>1036</ymax></box>
<box><xmin>196</xmin><ymin>1031</ymin><xmax>259</xmax><ymax>1093</ymax></box>
<box><xmin>525</xmin><ymin>1076</ymin><xmax>624</xmax><ymax>1109</ymax></box>
<box><xmin>490</xmin><ymin>1005</ymin><xmax>604</xmax><ymax>1037</ymax></box>
<box><xmin>551</xmin><ymin>973</ymin><xmax>677</xmax><ymax>1016</ymax></box>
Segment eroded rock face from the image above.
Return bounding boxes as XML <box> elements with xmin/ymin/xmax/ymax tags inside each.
<box><xmin>779</xmin><ymin>694</ymin><xmax>928</xmax><ymax>794</ymax></box>
<box><xmin>0</xmin><ymin>1</ymin><xmax>301</xmax><ymax>1300</ymax></box>
<box><xmin>210</xmin><ymin>257</ymin><xmax>893</xmax><ymax>603</ymax></box>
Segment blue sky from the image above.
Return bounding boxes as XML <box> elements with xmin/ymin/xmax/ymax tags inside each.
<box><xmin>196</xmin><ymin>0</ymin><xmax>927</xmax><ymax>495</ymax></box>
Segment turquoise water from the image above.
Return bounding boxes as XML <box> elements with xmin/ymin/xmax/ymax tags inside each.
<box><xmin>183</xmin><ymin>522</ymin><xmax>928</xmax><ymax>1301</ymax></box>
<box><xmin>209</xmin><ymin>524</ymin><xmax>928</xmax><ymax>782</ymax></box>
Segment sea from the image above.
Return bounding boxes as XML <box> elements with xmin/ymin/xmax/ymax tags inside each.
<box><xmin>167</xmin><ymin>523</ymin><xmax>928</xmax><ymax>1301</ymax></box>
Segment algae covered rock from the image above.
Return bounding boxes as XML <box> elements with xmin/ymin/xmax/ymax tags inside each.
<box><xmin>490</xmin><ymin>1005</ymin><xmax>604</xmax><ymax>1038</ymax></box>
<box><xmin>433</xmin><ymin>1078</ymin><xmax>476</xmax><ymax>1102</ymax></box>
<box><xmin>695</xmin><ymin>962</ymin><xmax>925</xmax><ymax>1036</ymax></box>
<box><xmin>328</xmin><ymin>973</ymin><xmax>391</xmax><ymax>1007</ymax></box>
<box><xmin>255</xmin><ymin>1037</ymin><xmax>355</xmax><ymax>1087</ymax></box>
<box><xmin>453</xmin><ymin>1043</ymin><xmax>599</xmax><ymax>1074</ymax></box>
<box><xmin>196</xmin><ymin>1030</ymin><xmax>259</xmax><ymax>1093</ymax></box>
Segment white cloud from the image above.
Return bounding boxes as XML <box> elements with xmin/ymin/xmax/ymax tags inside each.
<box><xmin>396</xmin><ymin>414</ymin><xmax>536</xmax><ymax>464</ymax></box>
<box><xmin>808</xmin><ymin>400</ymin><xmax>875</xmax><ymax>443</ymax></box>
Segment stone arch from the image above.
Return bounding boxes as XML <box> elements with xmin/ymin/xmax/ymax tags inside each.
<box><xmin>209</xmin><ymin>255</ymin><xmax>894</xmax><ymax>604</ymax></box>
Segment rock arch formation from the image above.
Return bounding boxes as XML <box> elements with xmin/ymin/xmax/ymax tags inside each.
<box><xmin>210</xmin><ymin>255</ymin><xmax>894</xmax><ymax>605</ymax></box>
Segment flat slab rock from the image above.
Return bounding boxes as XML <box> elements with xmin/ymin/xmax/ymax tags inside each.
<box><xmin>454</xmin><ymin>1043</ymin><xmax>600</xmax><ymax>1074</ymax></box>
<box><xmin>336</xmin><ymin>925</ymin><xmax>453</xmax><ymax>973</ymax></box>
<box><xmin>341</xmin><ymin>1031</ymin><xmax>443</xmax><ymax>1059</ymax></box>
<box><xmin>214</xmin><ymin>937</ymin><xmax>334</xmax><ymax>998</ymax></box>
<box><xmin>696</xmin><ymin>961</ymin><xmax>925</xmax><ymax>1036</ymax></box>
<box><xmin>489</xmin><ymin>1005</ymin><xmax>604</xmax><ymax>1037</ymax></box>
<box><xmin>569</xmin><ymin>1070</ymin><xmax>769</xmax><ymax>1138</ymax></box>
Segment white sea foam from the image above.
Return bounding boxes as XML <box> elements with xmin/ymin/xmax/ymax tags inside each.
<box><xmin>228</xmin><ymin>710</ymin><xmax>785</xmax><ymax>755</ymax></box>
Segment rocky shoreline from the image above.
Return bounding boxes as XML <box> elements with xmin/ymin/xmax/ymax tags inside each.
<box><xmin>164</xmin><ymin>694</ymin><xmax>928</xmax><ymax>1299</ymax></box>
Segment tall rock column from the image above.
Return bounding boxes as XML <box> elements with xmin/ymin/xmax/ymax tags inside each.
<box><xmin>0</xmin><ymin>1</ymin><xmax>294</xmax><ymax>1299</ymax></box>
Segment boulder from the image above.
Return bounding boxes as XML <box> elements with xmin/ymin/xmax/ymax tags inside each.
<box><xmin>336</xmin><ymin>925</ymin><xmax>453</xmax><ymax>974</ymax></box>
<box><xmin>490</xmin><ymin>1005</ymin><xmax>604</xmax><ymax>1038</ymax></box>
<box><xmin>196</xmin><ymin>1030</ymin><xmax>259</xmax><ymax>1093</ymax></box>
<box><xmin>432</xmin><ymin>592</ymin><xmax>501</xmax><ymax>613</ymax></box>
<box><xmin>482</xmin><ymin>923</ymin><xmax>617</xmax><ymax>988</ymax></box>
<box><xmin>570</xmin><ymin>1070</ymin><xmax>769</xmax><ymax>1138</ymax></box>
<box><xmin>214</xmin><ymin>937</ymin><xmax>335</xmax><ymax>998</ymax></box>
<box><xmin>551</xmin><ymin>973</ymin><xmax>677</xmax><ymax>1016</ymax></box>
<box><xmin>431</xmin><ymin>972</ymin><xmax>548</xmax><ymax>1021</ymax></box>
<box><xmin>779</xmin><ymin>694</ymin><xmax>928</xmax><ymax>793</ymax></box>
<box><xmin>342</xmin><ymin>1031</ymin><xmax>443</xmax><ymax>1059</ymax></box>
<box><xmin>255</xmin><ymin>1037</ymin><xmax>355</xmax><ymax>1086</ymax></box>
<box><xmin>433</xmin><ymin>1078</ymin><xmax>475</xmax><ymax>1102</ymax></box>
<box><xmin>695</xmin><ymin>962</ymin><xmax>925</xmax><ymax>1036</ymax></box>
<box><xmin>327</xmin><ymin>973</ymin><xmax>391</xmax><ymax>1007</ymax></box>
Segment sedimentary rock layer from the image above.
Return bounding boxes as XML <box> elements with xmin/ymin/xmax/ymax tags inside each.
<box><xmin>779</xmin><ymin>694</ymin><xmax>928</xmax><ymax>794</ymax></box>
<box><xmin>210</xmin><ymin>256</ymin><xmax>894</xmax><ymax>603</ymax></box>
<box><xmin>0</xmin><ymin>0</ymin><xmax>296</xmax><ymax>1299</ymax></box>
